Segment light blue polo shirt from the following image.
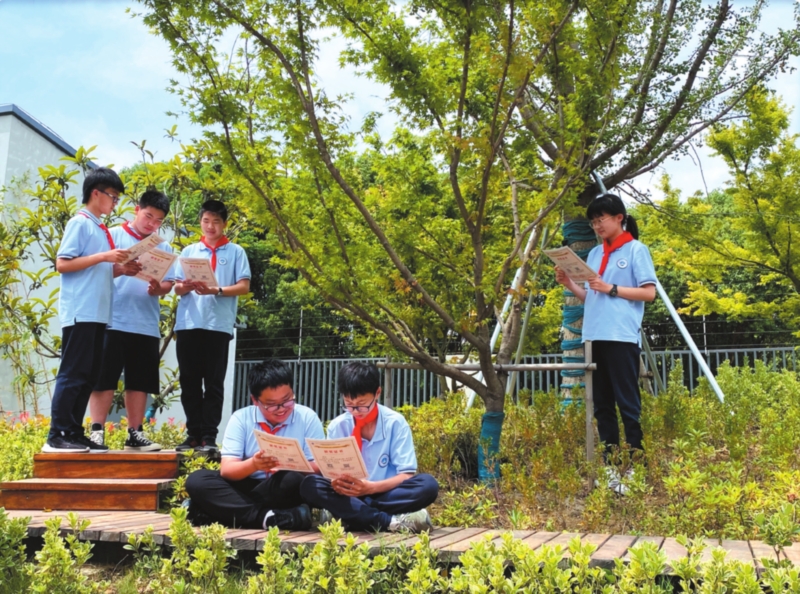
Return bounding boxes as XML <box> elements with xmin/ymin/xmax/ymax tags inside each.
<box><xmin>582</xmin><ymin>239</ymin><xmax>657</xmax><ymax>346</ymax></box>
<box><xmin>221</xmin><ymin>403</ymin><xmax>324</xmax><ymax>479</ymax></box>
<box><xmin>107</xmin><ymin>226</ymin><xmax>177</xmax><ymax>338</ymax></box>
<box><xmin>326</xmin><ymin>404</ymin><xmax>417</xmax><ymax>482</ymax></box>
<box><xmin>174</xmin><ymin>240</ymin><xmax>251</xmax><ymax>335</ymax></box>
<box><xmin>57</xmin><ymin>209</ymin><xmax>114</xmax><ymax>328</ymax></box>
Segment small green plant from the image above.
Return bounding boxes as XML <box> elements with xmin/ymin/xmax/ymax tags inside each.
<box><xmin>0</xmin><ymin>507</ymin><xmax>31</xmax><ymax>592</ymax></box>
<box><xmin>436</xmin><ymin>484</ymin><xmax>498</xmax><ymax>527</ymax></box>
<box><xmin>27</xmin><ymin>513</ymin><xmax>106</xmax><ymax>594</ymax></box>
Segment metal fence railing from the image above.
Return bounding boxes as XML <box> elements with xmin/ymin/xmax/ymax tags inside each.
<box><xmin>233</xmin><ymin>346</ymin><xmax>798</xmax><ymax>421</ymax></box>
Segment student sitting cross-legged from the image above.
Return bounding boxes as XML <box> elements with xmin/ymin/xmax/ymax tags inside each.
<box><xmin>184</xmin><ymin>359</ymin><xmax>322</xmax><ymax>530</ymax></box>
<box><xmin>299</xmin><ymin>362</ymin><xmax>439</xmax><ymax>533</ymax></box>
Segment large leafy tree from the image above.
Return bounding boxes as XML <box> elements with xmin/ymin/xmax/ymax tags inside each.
<box><xmin>636</xmin><ymin>89</ymin><xmax>800</xmax><ymax>341</ymax></box>
<box><xmin>137</xmin><ymin>0</ymin><xmax>799</xmax><ymax>477</ymax></box>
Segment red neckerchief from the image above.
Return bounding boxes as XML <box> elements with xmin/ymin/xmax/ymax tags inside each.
<box><xmin>258</xmin><ymin>422</ymin><xmax>285</xmax><ymax>435</ymax></box>
<box><xmin>598</xmin><ymin>231</ymin><xmax>633</xmax><ymax>276</ymax></box>
<box><xmin>351</xmin><ymin>404</ymin><xmax>379</xmax><ymax>452</ymax></box>
<box><xmin>122</xmin><ymin>221</ymin><xmax>144</xmax><ymax>241</ymax></box>
<box><xmin>200</xmin><ymin>236</ymin><xmax>229</xmax><ymax>271</ymax></box>
<box><xmin>78</xmin><ymin>211</ymin><xmax>115</xmax><ymax>249</ymax></box>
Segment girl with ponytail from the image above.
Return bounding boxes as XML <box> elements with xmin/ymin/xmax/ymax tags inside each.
<box><xmin>555</xmin><ymin>193</ymin><xmax>657</xmax><ymax>495</ymax></box>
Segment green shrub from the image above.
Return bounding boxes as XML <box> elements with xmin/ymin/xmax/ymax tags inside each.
<box><xmin>27</xmin><ymin>513</ymin><xmax>106</xmax><ymax>594</ymax></box>
<box><xmin>0</xmin><ymin>507</ymin><xmax>31</xmax><ymax>592</ymax></box>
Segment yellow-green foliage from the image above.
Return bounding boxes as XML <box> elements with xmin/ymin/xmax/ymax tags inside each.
<box><xmin>404</xmin><ymin>363</ymin><xmax>800</xmax><ymax>540</ymax></box>
<box><xmin>0</xmin><ymin>412</ymin><xmax>48</xmax><ymax>481</ymax></box>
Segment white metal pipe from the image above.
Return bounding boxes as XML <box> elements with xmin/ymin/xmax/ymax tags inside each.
<box><xmin>655</xmin><ymin>281</ymin><xmax>725</xmax><ymax>403</ymax></box>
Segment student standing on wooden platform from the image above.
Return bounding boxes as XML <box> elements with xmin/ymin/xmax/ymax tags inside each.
<box><xmin>185</xmin><ymin>359</ymin><xmax>321</xmax><ymax>530</ymax></box>
<box><xmin>44</xmin><ymin>168</ymin><xmax>133</xmax><ymax>453</ymax></box>
<box><xmin>173</xmin><ymin>200</ymin><xmax>251</xmax><ymax>453</ymax></box>
<box><xmin>300</xmin><ymin>362</ymin><xmax>439</xmax><ymax>532</ymax></box>
<box><xmin>555</xmin><ymin>193</ymin><xmax>657</xmax><ymax>495</ymax></box>
<box><xmin>87</xmin><ymin>190</ymin><xmax>176</xmax><ymax>452</ymax></box>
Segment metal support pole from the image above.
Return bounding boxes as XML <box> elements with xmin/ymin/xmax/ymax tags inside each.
<box><xmin>656</xmin><ymin>281</ymin><xmax>725</xmax><ymax>403</ymax></box>
<box><xmin>584</xmin><ymin>340</ymin><xmax>595</xmax><ymax>466</ymax></box>
<box><xmin>640</xmin><ymin>328</ymin><xmax>666</xmax><ymax>395</ymax></box>
<box><xmin>383</xmin><ymin>355</ymin><xmax>393</xmax><ymax>409</ymax></box>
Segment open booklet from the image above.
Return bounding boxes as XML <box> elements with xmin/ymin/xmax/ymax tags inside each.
<box><xmin>135</xmin><ymin>249</ymin><xmax>178</xmax><ymax>283</ymax></box>
<box><xmin>253</xmin><ymin>429</ymin><xmax>315</xmax><ymax>473</ymax></box>
<box><xmin>543</xmin><ymin>246</ymin><xmax>597</xmax><ymax>283</ymax></box>
<box><xmin>122</xmin><ymin>233</ymin><xmax>166</xmax><ymax>263</ymax></box>
<box><xmin>305</xmin><ymin>436</ymin><xmax>369</xmax><ymax>480</ymax></box>
<box><xmin>180</xmin><ymin>257</ymin><xmax>216</xmax><ymax>285</ymax></box>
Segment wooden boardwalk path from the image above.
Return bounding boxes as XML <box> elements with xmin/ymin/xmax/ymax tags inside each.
<box><xmin>7</xmin><ymin>508</ymin><xmax>800</xmax><ymax>570</ymax></box>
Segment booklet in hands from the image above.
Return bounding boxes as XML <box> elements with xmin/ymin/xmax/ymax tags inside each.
<box><xmin>253</xmin><ymin>430</ymin><xmax>314</xmax><ymax>473</ymax></box>
<box><xmin>135</xmin><ymin>249</ymin><xmax>178</xmax><ymax>283</ymax></box>
<box><xmin>543</xmin><ymin>247</ymin><xmax>597</xmax><ymax>283</ymax></box>
<box><xmin>122</xmin><ymin>233</ymin><xmax>166</xmax><ymax>263</ymax></box>
<box><xmin>180</xmin><ymin>257</ymin><xmax>216</xmax><ymax>285</ymax></box>
<box><xmin>305</xmin><ymin>436</ymin><xmax>369</xmax><ymax>480</ymax></box>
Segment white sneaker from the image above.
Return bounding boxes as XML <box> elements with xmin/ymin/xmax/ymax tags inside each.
<box><xmin>595</xmin><ymin>466</ymin><xmax>630</xmax><ymax>496</ymax></box>
<box><xmin>89</xmin><ymin>424</ymin><xmax>105</xmax><ymax>447</ymax></box>
<box><xmin>389</xmin><ymin>509</ymin><xmax>433</xmax><ymax>533</ymax></box>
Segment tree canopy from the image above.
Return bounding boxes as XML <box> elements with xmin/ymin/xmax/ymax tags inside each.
<box><xmin>136</xmin><ymin>0</ymin><xmax>800</xmax><ymax>475</ymax></box>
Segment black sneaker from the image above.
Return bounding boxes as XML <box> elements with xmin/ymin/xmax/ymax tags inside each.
<box><xmin>182</xmin><ymin>498</ymin><xmax>214</xmax><ymax>526</ymax></box>
<box><xmin>197</xmin><ymin>437</ymin><xmax>218</xmax><ymax>454</ymax></box>
<box><xmin>73</xmin><ymin>433</ymin><xmax>109</xmax><ymax>453</ymax></box>
<box><xmin>175</xmin><ymin>436</ymin><xmax>200</xmax><ymax>452</ymax></box>
<box><xmin>125</xmin><ymin>426</ymin><xmax>162</xmax><ymax>452</ymax></box>
<box><xmin>265</xmin><ymin>504</ymin><xmax>312</xmax><ymax>531</ymax></box>
<box><xmin>42</xmin><ymin>433</ymin><xmax>89</xmax><ymax>453</ymax></box>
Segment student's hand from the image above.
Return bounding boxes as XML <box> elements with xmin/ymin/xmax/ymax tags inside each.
<box><xmin>331</xmin><ymin>475</ymin><xmax>374</xmax><ymax>497</ymax></box>
<box><xmin>193</xmin><ymin>281</ymin><xmax>217</xmax><ymax>295</ymax></box>
<box><xmin>121</xmin><ymin>261</ymin><xmax>142</xmax><ymax>276</ymax></box>
<box><xmin>252</xmin><ymin>451</ymin><xmax>280</xmax><ymax>473</ymax></box>
<box><xmin>147</xmin><ymin>279</ymin><xmax>161</xmax><ymax>295</ymax></box>
<box><xmin>554</xmin><ymin>266</ymin><xmax>569</xmax><ymax>286</ymax></box>
<box><xmin>587</xmin><ymin>277</ymin><xmax>611</xmax><ymax>294</ymax></box>
<box><xmin>104</xmin><ymin>249</ymin><xmax>131</xmax><ymax>264</ymax></box>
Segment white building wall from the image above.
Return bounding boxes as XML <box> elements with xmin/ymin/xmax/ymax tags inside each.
<box><xmin>0</xmin><ymin>110</ymin><xmax>237</xmax><ymax>439</ymax></box>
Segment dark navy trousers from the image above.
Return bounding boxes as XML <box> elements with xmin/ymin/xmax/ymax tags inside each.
<box><xmin>186</xmin><ymin>469</ymin><xmax>305</xmax><ymax>529</ymax></box>
<box><xmin>299</xmin><ymin>473</ymin><xmax>439</xmax><ymax>531</ymax></box>
<box><xmin>591</xmin><ymin>340</ymin><xmax>643</xmax><ymax>458</ymax></box>
<box><xmin>49</xmin><ymin>322</ymin><xmax>106</xmax><ymax>439</ymax></box>
<box><xmin>176</xmin><ymin>329</ymin><xmax>231</xmax><ymax>441</ymax></box>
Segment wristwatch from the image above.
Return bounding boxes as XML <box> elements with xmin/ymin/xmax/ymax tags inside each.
<box><xmin>217</xmin><ymin>287</ymin><xmax>224</xmax><ymax>297</ymax></box>
<box><xmin>609</xmin><ymin>284</ymin><xmax>618</xmax><ymax>297</ymax></box>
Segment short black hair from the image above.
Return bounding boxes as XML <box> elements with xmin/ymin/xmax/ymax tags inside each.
<box><xmin>338</xmin><ymin>361</ymin><xmax>381</xmax><ymax>398</ymax></box>
<box><xmin>138</xmin><ymin>190</ymin><xmax>170</xmax><ymax>216</ymax></box>
<box><xmin>248</xmin><ymin>359</ymin><xmax>293</xmax><ymax>399</ymax></box>
<box><xmin>82</xmin><ymin>167</ymin><xmax>125</xmax><ymax>204</ymax></box>
<box><xmin>199</xmin><ymin>199</ymin><xmax>228</xmax><ymax>222</ymax></box>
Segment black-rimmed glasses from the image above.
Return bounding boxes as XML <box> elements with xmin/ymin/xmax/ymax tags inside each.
<box><xmin>98</xmin><ymin>190</ymin><xmax>121</xmax><ymax>204</ymax></box>
<box><xmin>341</xmin><ymin>396</ymin><xmax>377</xmax><ymax>414</ymax></box>
<box><xmin>256</xmin><ymin>397</ymin><xmax>296</xmax><ymax>413</ymax></box>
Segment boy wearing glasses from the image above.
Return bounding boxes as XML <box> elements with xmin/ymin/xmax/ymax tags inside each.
<box><xmin>184</xmin><ymin>359</ymin><xmax>323</xmax><ymax>530</ymax></box>
<box><xmin>300</xmin><ymin>361</ymin><xmax>439</xmax><ymax>532</ymax></box>
<box><xmin>44</xmin><ymin>168</ymin><xmax>134</xmax><ymax>453</ymax></box>
<box><xmin>87</xmin><ymin>190</ymin><xmax>176</xmax><ymax>452</ymax></box>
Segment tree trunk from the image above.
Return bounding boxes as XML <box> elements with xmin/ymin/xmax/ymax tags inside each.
<box><xmin>477</xmin><ymin>390</ymin><xmax>505</xmax><ymax>483</ymax></box>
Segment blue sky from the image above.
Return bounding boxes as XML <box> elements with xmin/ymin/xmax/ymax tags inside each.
<box><xmin>0</xmin><ymin>0</ymin><xmax>798</xmax><ymax>200</ymax></box>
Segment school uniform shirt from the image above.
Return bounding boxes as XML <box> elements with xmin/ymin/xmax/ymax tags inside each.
<box><xmin>221</xmin><ymin>403</ymin><xmax>324</xmax><ymax>479</ymax></box>
<box><xmin>107</xmin><ymin>226</ymin><xmax>177</xmax><ymax>338</ymax></box>
<box><xmin>582</xmin><ymin>239</ymin><xmax>658</xmax><ymax>346</ymax></box>
<box><xmin>326</xmin><ymin>404</ymin><xmax>418</xmax><ymax>482</ymax></box>
<box><xmin>56</xmin><ymin>209</ymin><xmax>115</xmax><ymax>328</ymax></box>
<box><xmin>174</xmin><ymin>241</ymin><xmax>251</xmax><ymax>335</ymax></box>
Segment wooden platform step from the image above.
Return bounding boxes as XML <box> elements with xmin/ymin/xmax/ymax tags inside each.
<box><xmin>33</xmin><ymin>450</ymin><xmax>180</xmax><ymax>480</ymax></box>
<box><xmin>0</xmin><ymin>479</ymin><xmax>174</xmax><ymax>511</ymax></box>
<box><xmin>3</xmin><ymin>509</ymin><xmax>794</xmax><ymax>572</ymax></box>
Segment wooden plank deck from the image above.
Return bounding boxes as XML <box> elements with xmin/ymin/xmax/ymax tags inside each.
<box><xmin>3</xmin><ymin>509</ymin><xmax>790</xmax><ymax>571</ymax></box>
